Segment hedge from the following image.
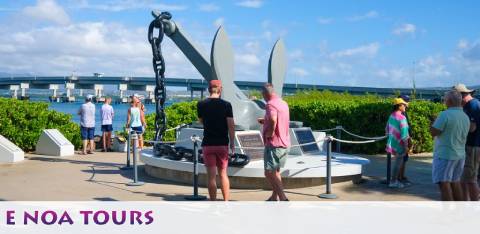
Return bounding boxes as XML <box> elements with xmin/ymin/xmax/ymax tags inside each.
<box><xmin>0</xmin><ymin>98</ymin><xmax>81</xmax><ymax>151</ymax></box>
<box><xmin>144</xmin><ymin>101</ymin><xmax>198</xmax><ymax>142</ymax></box>
<box><xmin>285</xmin><ymin>91</ymin><xmax>445</xmax><ymax>154</ymax></box>
<box><xmin>145</xmin><ymin>90</ymin><xmax>446</xmax><ymax>154</ymax></box>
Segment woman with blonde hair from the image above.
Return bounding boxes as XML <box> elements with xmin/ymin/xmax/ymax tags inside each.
<box><xmin>126</xmin><ymin>94</ymin><xmax>146</xmax><ymax>149</ymax></box>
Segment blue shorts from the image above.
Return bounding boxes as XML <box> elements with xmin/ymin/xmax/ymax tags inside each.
<box><xmin>432</xmin><ymin>157</ymin><xmax>465</xmax><ymax>183</ymax></box>
<box><xmin>131</xmin><ymin>126</ymin><xmax>144</xmax><ymax>134</ymax></box>
<box><xmin>81</xmin><ymin>127</ymin><xmax>95</xmax><ymax>140</ymax></box>
<box><xmin>101</xmin><ymin>124</ymin><xmax>113</xmax><ymax>132</ymax></box>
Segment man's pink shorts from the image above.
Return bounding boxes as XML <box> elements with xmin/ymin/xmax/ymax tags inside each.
<box><xmin>202</xmin><ymin>146</ymin><xmax>229</xmax><ymax>169</ymax></box>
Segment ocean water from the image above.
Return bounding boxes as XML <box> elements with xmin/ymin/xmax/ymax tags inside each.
<box><xmin>48</xmin><ymin>102</ymin><xmax>156</xmax><ymax>133</ymax></box>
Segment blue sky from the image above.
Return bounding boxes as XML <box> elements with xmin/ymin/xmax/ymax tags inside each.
<box><xmin>0</xmin><ymin>0</ymin><xmax>479</xmax><ymax>88</ymax></box>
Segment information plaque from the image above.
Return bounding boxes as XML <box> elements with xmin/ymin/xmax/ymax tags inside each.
<box><xmin>236</xmin><ymin>132</ymin><xmax>264</xmax><ymax>160</ymax></box>
<box><xmin>293</xmin><ymin>128</ymin><xmax>320</xmax><ymax>154</ymax></box>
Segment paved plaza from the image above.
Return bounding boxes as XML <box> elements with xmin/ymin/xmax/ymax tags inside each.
<box><xmin>0</xmin><ymin>151</ymin><xmax>439</xmax><ymax>201</ymax></box>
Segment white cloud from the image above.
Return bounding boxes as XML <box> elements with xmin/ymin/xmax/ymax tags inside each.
<box><xmin>236</xmin><ymin>54</ymin><xmax>261</xmax><ymax>66</ymax></box>
<box><xmin>330</xmin><ymin>42</ymin><xmax>380</xmax><ymax>58</ymax></box>
<box><xmin>462</xmin><ymin>41</ymin><xmax>480</xmax><ymax>61</ymax></box>
<box><xmin>317</xmin><ymin>17</ymin><xmax>333</xmax><ymax>25</ymax></box>
<box><xmin>291</xmin><ymin>67</ymin><xmax>309</xmax><ymax>77</ymax></box>
<box><xmin>347</xmin><ymin>10</ymin><xmax>378</xmax><ymax>22</ymax></box>
<box><xmin>75</xmin><ymin>0</ymin><xmax>188</xmax><ymax>12</ymax></box>
<box><xmin>214</xmin><ymin>17</ymin><xmax>224</xmax><ymax>27</ymax></box>
<box><xmin>22</xmin><ymin>0</ymin><xmax>70</xmax><ymax>25</ymax></box>
<box><xmin>417</xmin><ymin>56</ymin><xmax>451</xmax><ymax>78</ymax></box>
<box><xmin>457</xmin><ymin>39</ymin><xmax>468</xmax><ymax>49</ymax></box>
<box><xmin>0</xmin><ymin>21</ymin><xmax>202</xmax><ymax>78</ymax></box>
<box><xmin>261</xmin><ymin>20</ymin><xmax>271</xmax><ymax>29</ymax></box>
<box><xmin>236</xmin><ymin>0</ymin><xmax>263</xmax><ymax>8</ymax></box>
<box><xmin>392</xmin><ymin>23</ymin><xmax>416</xmax><ymax>36</ymax></box>
<box><xmin>199</xmin><ymin>3</ymin><xmax>220</xmax><ymax>12</ymax></box>
<box><xmin>289</xmin><ymin>49</ymin><xmax>304</xmax><ymax>60</ymax></box>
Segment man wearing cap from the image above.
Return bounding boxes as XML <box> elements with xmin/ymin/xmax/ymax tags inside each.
<box><xmin>430</xmin><ymin>90</ymin><xmax>470</xmax><ymax>200</ymax></box>
<box><xmin>197</xmin><ymin>80</ymin><xmax>235</xmax><ymax>201</ymax></box>
<box><xmin>386</xmin><ymin>98</ymin><xmax>410</xmax><ymax>188</ymax></box>
<box><xmin>453</xmin><ymin>84</ymin><xmax>480</xmax><ymax>201</ymax></box>
<box><xmin>78</xmin><ymin>95</ymin><xmax>96</xmax><ymax>155</ymax></box>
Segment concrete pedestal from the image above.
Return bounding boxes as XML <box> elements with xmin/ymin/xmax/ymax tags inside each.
<box><xmin>0</xmin><ymin>135</ymin><xmax>24</xmax><ymax>163</ymax></box>
<box><xmin>35</xmin><ymin>129</ymin><xmax>75</xmax><ymax>156</ymax></box>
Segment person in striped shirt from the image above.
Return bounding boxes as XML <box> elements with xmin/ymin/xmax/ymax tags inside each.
<box><xmin>386</xmin><ymin>98</ymin><xmax>411</xmax><ymax>188</ymax></box>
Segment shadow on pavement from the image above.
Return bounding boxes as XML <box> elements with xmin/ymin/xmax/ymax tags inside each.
<box><xmin>342</xmin><ymin>154</ymin><xmax>439</xmax><ymax>200</ymax></box>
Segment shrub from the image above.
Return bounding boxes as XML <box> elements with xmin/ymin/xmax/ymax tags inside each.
<box><xmin>0</xmin><ymin>98</ymin><xmax>81</xmax><ymax>151</ymax></box>
<box><xmin>145</xmin><ymin>90</ymin><xmax>445</xmax><ymax>154</ymax></box>
<box><xmin>285</xmin><ymin>91</ymin><xmax>445</xmax><ymax>154</ymax></box>
<box><xmin>145</xmin><ymin>101</ymin><xmax>198</xmax><ymax>142</ymax></box>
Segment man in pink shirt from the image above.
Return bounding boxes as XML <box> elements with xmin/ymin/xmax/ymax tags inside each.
<box><xmin>258</xmin><ymin>83</ymin><xmax>290</xmax><ymax>201</ymax></box>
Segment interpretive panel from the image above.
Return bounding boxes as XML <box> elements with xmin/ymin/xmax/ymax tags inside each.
<box><xmin>236</xmin><ymin>131</ymin><xmax>264</xmax><ymax>160</ymax></box>
<box><xmin>293</xmin><ymin>128</ymin><xmax>320</xmax><ymax>154</ymax></box>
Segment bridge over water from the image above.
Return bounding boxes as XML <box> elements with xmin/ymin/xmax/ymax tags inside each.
<box><xmin>0</xmin><ymin>76</ymin><xmax>474</xmax><ymax>101</ymax></box>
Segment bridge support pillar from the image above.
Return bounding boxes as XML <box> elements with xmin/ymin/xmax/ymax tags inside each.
<box><xmin>64</xmin><ymin>83</ymin><xmax>75</xmax><ymax>102</ymax></box>
<box><xmin>20</xmin><ymin>83</ymin><xmax>29</xmax><ymax>100</ymax></box>
<box><xmin>94</xmin><ymin>84</ymin><xmax>103</xmax><ymax>99</ymax></box>
<box><xmin>10</xmin><ymin>85</ymin><xmax>19</xmax><ymax>99</ymax></box>
<box><xmin>145</xmin><ymin>85</ymin><xmax>155</xmax><ymax>104</ymax></box>
<box><xmin>49</xmin><ymin>84</ymin><xmax>59</xmax><ymax>102</ymax></box>
<box><xmin>119</xmin><ymin>84</ymin><xmax>128</xmax><ymax>103</ymax></box>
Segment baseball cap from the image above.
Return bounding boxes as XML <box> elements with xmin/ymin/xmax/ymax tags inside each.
<box><xmin>209</xmin><ymin>80</ymin><xmax>222</xmax><ymax>88</ymax></box>
<box><xmin>393</xmin><ymin>98</ymin><xmax>408</xmax><ymax>106</ymax></box>
<box><xmin>452</xmin><ymin>83</ymin><xmax>474</xmax><ymax>93</ymax></box>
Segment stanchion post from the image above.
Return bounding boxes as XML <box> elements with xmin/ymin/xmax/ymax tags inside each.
<box><xmin>120</xmin><ymin>130</ymin><xmax>132</xmax><ymax>170</ymax></box>
<box><xmin>336</xmin><ymin>126</ymin><xmax>342</xmax><ymax>153</ymax></box>
<box><xmin>386</xmin><ymin>153</ymin><xmax>391</xmax><ymax>185</ymax></box>
<box><xmin>318</xmin><ymin>136</ymin><xmax>337</xmax><ymax>199</ymax></box>
<box><xmin>127</xmin><ymin>131</ymin><xmax>144</xmax><ymax>186</ymax></box>
<box><xmin>185</xmin><ymin>135</ymin><xmax>207</xmax><ymax>201</ymax></box>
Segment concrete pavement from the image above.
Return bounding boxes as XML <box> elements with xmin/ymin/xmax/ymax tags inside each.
<box><xmin>0</xmin><ymin>151</ymin><xmax>439</xmax><ymax>201</ymax></box>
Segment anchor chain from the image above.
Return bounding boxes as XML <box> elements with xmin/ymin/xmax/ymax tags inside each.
<box><xmin>148</xmin><ymin>11</ymin><xmax>171</xmax><ymax>143</ymax></box>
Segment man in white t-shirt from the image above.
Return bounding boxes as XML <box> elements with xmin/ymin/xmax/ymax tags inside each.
<box><xmin>78</xmin><ymin>95</ymin><xmax>96</xmax><ymax>155</ymax></box>
<box><xmin>101</xmin><ymin>97</ymin><xmax>114</xmax><ymax>152</ymax></box>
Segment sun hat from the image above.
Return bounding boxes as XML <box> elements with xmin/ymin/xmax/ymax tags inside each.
<box><xmin>452</xmin><ymin>83</ymin><xmax>474</xmax><ymax>93</ymax></box>
<box><xmin>393</xmin><ymin>98</ymin><xmax>408</xmax><ymax>106</ymax></box>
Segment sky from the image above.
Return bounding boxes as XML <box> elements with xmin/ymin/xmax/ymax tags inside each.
<box><xmin>0</xmin><ymin>0</ymin><xmax>479</xmax><ymax>88</ymax></box>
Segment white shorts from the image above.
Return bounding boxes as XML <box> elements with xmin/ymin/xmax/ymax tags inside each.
<box><xmin>432</xmin><ymin>157</ymin><xmax>465</xmax><ymax>184</ymax></box>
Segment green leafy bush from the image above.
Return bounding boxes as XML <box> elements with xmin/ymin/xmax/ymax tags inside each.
<box><xmin>285</xmin><ymin>91</ymin><xmax>445</xmax><ymax>154</ymax></box>
<box><xmin>145</xmin><ymin>90</ymin><xmax>445</xmax><ymax>154</ymax></box>
<box><xmin>0</xmin><ymin>98</ymin><xmax>81</xmax><ymax>151</ymax></box>
<box><xmin>145</xmin><ymin>101</ymin><xmax>198</xmax><ymax>141</ymax></box>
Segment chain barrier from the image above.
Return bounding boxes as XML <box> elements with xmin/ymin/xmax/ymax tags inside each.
<box><xmin>148</xmin><ymin>11</ymin><xmax>172</xmax><ymax>142</ymax></box>
<box><xmin>314</xmin><ymin>127</ymin><xmax>340</xmax><ymax>132</ymax></box>
<box><xmin>146</xmin><ymin>126</ymin><xmax>386</xmax><ymax>149</ymax></box>
<box><xmin>339</xmin><ymin>127</ymin><xmax>387</xmax><ymax>140</ymax></box>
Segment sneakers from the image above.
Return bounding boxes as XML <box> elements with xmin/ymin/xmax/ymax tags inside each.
<box><xmin>399</xmin><ymin>178</ymin><xmax>412</xmax><ymax>186</ymax></box>
<box><xmin>388</xmin><ymin>181</ymin><xmax>405</xmax><ymax>189</ymax></box>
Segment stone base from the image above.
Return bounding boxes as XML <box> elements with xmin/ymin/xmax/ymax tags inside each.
<box><xmin>145</xmin><ymin>164</ymin><xmax>362</xmax><ymax>189</ymax></box>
